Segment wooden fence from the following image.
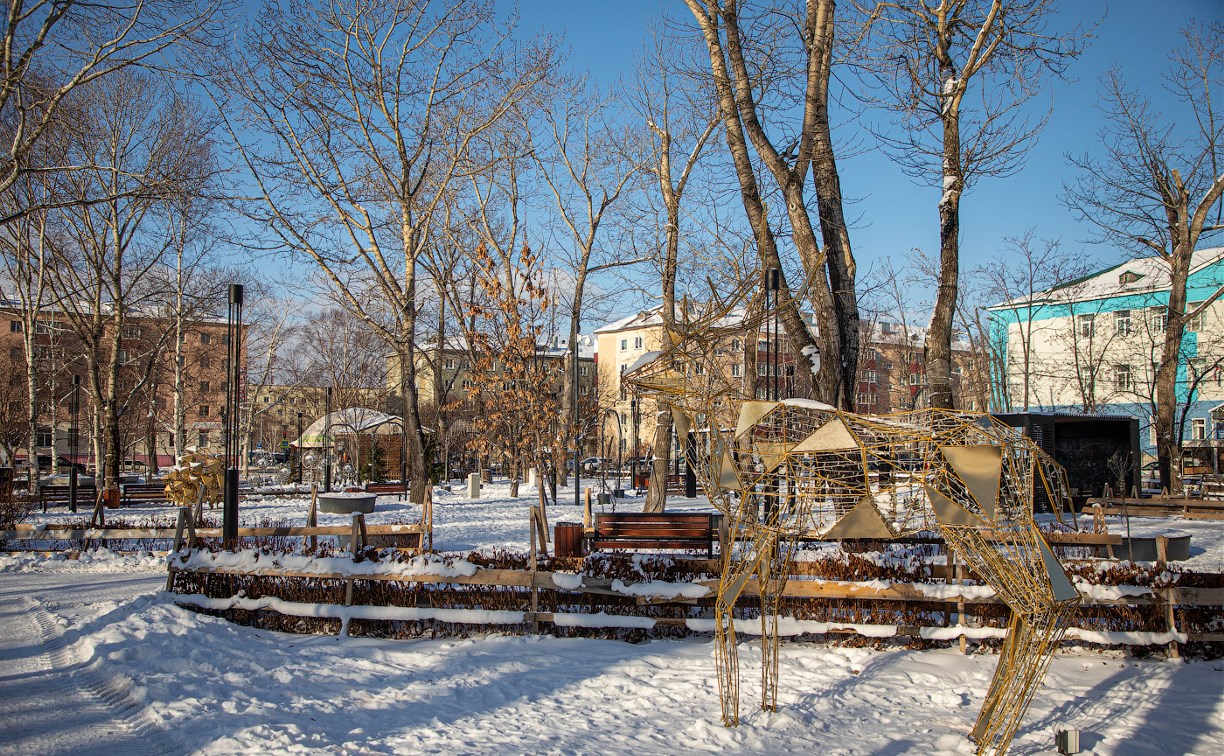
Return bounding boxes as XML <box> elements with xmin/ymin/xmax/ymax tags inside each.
<box><xmin>167</xmin><ymin>559</ymin><xmax>1224</xmax><ymax>655</ymax></box>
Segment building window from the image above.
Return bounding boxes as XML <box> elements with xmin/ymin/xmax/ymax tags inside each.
<box><xmin>200</xmin><ymin>381</ymin><xmax>210</xmax><ymax>393</ymax></box>
<box><xmin>1119</xmin><ymin>270</ymin><xmax>1143</xmax><ymax>285</ymax></box>
<box><xmin>1148</xmin><ymin>307</ymin><xmax>1166</xmax><ymax>333</ymax></box>
<box><xmin>1114</xmin><ymin>364</ymin><xmax>1132</xmax><ymax>391</ymax></box>
<box><xmin>36</xmin><ymin>429</ymin><xmax>51</xmax><ymax>447</ymax></box>
<box><xmin>731</xmin><ymin>338</ymin><xmax>741</xmax><ymax>350</ymax></box>
<box><xmin>1187</xmin><ymin>302</ymin><xmax>1206</xmax><ymax>332</ymax></box>
<box><xmin>200</xmin><ymin>332</ymin><xmax>211</xmax><ymax>345</ymax></box>
<box><xmin>633</xmin><ymin>336</ymin><xmax>643</xmax><ymax>349</ymax></box>
<box><xmin>444</xmin><ymin>358</ymin><xmax>456</xmax><ymax>370</ymax></box>
<box><xmin>9</xmin><ymin>321</ymin><xmax>21</xmax><ymax>333</ymax></box>
<box><xmin>198</xmin><ymin>431</ymin><xmax>210</xmax><ymax>447</ymax></box>
<box><xmin>1077</xmin><ymin>313</ymin><xmax>1094</xmax><ymax>338</ymax></box>
<box><xmin>121</xmin><ymin>324</ymin><xmax>142</xmax><ymax>339</ymax></box>
<box><xmin>200</xmin><ymin>405</ymin><xmax>210</xmax><ymax>417</ymax></box>
<box><xmin>579</xmin><ymin>365</ymin><xmax>589</xmax><ymax>376</ymax></box>
<box><xmin>1191</xmin><ymin>418</ymin><xmax>1206</xmax><ymax>441</ymax></box>
<box><xmin>758</xmin><ymin>339</ymin><xmax>768</xmax><ymax>351</ymax></box>
<box><xmin>757</xmin><ymin>363</ymin><xmax>768</xmax><ymax>376</ymax></box>
<box><xmin>731</xmin><ymin>364</ymin><xmax>742</xmax><ymax>377</ymax></box>
<box><xmin>865</xmin><ymin>370</ymin><xmax>877</xmax><ymax>384</ymax></box>
<box><xmin>1115</xmin><ymin>310</ymin><xmax>1131</xmax><ymax>336</ymax></box>
<box><xmin>694</xmin><ymin>363</ymin><xmax>704</xmax><ymax>375</ymax></box>
<box><xmin>909</xmin><ymin>372</ymin><xmax>923</xmax><ymax>386</ymax></box>
<box><xmin>199</xmin><ymin>356</ymin><xmax>211</xmax><ymax>369</ymax></box>
<box><xmin>34</xmin><ymin>320</ymin><xmax>51</xmax><ymax>335</ymax></box>
<box><xmin>118</xmin><ymin>349</ymin><xmax>131</xmax><ymax>364</ymax></box>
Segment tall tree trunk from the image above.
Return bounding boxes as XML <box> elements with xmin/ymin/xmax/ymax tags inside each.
<box><xmin>926</xmin><ymin>96</ymin><xmax>964</xmax><ymax>411</ymax></box>
<box><xmin>686</xmin><ymin>0</ymin><xmax>836</xmax><ymax>400</ymax></box>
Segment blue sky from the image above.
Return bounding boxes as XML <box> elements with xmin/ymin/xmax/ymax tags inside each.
<box><xmin>509</xmin><ymin>1</ymin><xmax>1223</xmax><ymax>310</ymax></box>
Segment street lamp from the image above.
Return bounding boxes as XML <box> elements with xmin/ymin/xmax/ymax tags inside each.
<box><xmin>223</xmin><ymin>283</ymin><xmax>244</xmax><ymax>548</ymax></box>
<box><xmin>69</xmin><ymin>374</ymin><xmax>80</xmax><ymax>513</ymax></box>
<box><xmin>323</xmin><ymin>386</ymin><xmax>332</xmax><ymax>493</ymax></box>
<box><xmin>630</xmin><ymin>397</ymin><xmax>639</xmax><ymax>492</ymax></box>
<box><xmin>296</xmin><ymin>410</ymin><xmax>303</xmax><ymax>484</ymax></box>
<box><xmin>767</xmin><ymin>267</ymin><xmax>780</xmax><ymax>401</ymax></box>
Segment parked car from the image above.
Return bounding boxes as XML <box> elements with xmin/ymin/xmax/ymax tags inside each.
<box><xmin>580</xmin><ymin>457</ymin><xmax>613</xmax><ymax>473</ymax></box>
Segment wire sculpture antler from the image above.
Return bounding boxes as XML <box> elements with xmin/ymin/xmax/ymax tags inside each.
<box><xmin>624</xmin><ymin>290</ymin><xmax>1079</xmax><ymax>756</ymax></box>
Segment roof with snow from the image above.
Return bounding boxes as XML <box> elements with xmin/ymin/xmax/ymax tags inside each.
<box><xmin>294</xmin><ymin>408</ymin><xmax>403</xmax><ymax>448</ymax></box>
<box><xmin>987</xmin><ymin>247</ymin><xmax>1224</xmax><ymax>310</ymax></box>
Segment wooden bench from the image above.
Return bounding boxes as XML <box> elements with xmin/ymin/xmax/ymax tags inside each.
<box><xmin>38</xmin><ymin>485</ymin><xmax>97</xmax><ymax>511</ymax></box>
<box><xmin>364</xmin><ymin>481</ymin><xmax>408</xmax><ymax>496</ymax></box>
<box><xmin>589</xmin><ymin>512</ymin><xmax>723</xmax><ymax>557</ymax></box>
<box><xmin>121</xmin><ymin>482</ymin><xmax>171</xmax><ymax>506</ymax></box>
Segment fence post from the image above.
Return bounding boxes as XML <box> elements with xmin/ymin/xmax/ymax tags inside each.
<box><xmin>529</xmin><ymin>505</ymin><xmax>539</xmax><ymax>633</ymax></box>
<box><xmin>308</xmin><ymin>483</ymin><xmax>319</xmax><ymax>552</ymax></box>
<box><xmin>955</xmin><ymin>553</ymin><xmax>967</xmax><ymax>654</ymax></box>
<box><xmin>1155</xmin><ymin>535</ymin><xmax>1180</xmax><ymax>660</ymax></box>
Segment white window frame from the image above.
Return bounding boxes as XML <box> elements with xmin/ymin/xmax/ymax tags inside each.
<box><xmin>1115</xmin><ymin>310</ymin><xmax>1132</xmax><ymax>336</ymax></box>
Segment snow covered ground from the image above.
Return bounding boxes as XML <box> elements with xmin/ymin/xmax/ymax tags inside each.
<box><xmin>3</xmin><ymin>481</ymin><xmax>1223</xmax><ymax>754</ymax></box>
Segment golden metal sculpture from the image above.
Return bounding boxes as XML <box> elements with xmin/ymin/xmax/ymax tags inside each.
<box><xmin>163</xmin><ymin>447</ymin><xmax>225</xmax><ymax>509</ymax></box>
<box><xmin>623</xmin><ymin>295</ymin><xmax>1080</xmax><ymax>756</ymax></box>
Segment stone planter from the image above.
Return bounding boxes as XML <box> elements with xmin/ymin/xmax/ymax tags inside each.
<box><xmin>317</xmin><ymin>492</ymin><xmax>377</xmax><ymax>514</ymax></box>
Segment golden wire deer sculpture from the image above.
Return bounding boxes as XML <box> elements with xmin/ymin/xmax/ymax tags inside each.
<box><xmin>623</xmin><ymin>287</ymin><xmax>1080</xmax><ymax>756</ymax></box>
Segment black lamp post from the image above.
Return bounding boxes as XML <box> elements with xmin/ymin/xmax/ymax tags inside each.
<box><xmin>223</xmin><ymin>283</ymin><xmax>243</xmax><ymax>548</ymax></box>
<box><xmin>69</xmin><ymin>375</ymin><xmax>80</xmax><ymax>513</ymax></box>
<box><xmin>295</xmin><ymin>410</ymin><xmax>303</xmax><ymax>484</ymax></box>
<box><xmin>572</xmin><ymin>337</ymin><xmax>581</xmax><ymax>511</ymax></box>
<box><xmin>767</xmin><ymin>268</ymin><xmax>780</xmax><ymax>401</ymax></box>
<box><xmin>630</xmin><ymin>397</ymin><xmax>639</xmax><ymax>491</ymax></box>
<box><xmin>323</xmin><ymin>386</ymin><xmax>332</xmax><ymax>493</ymax></box>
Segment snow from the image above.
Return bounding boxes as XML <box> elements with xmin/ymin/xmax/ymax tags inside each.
<box><xmin>611</xmin><ymin>578</ymin><xmax>710</xmax><ymax>599</ymax></box>
<box><xmin>3</xmin><ymin>482</ymin><xmax>1224</xmax><ymax>754</ymax></box>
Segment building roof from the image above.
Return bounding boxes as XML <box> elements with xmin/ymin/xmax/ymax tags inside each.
<box><xmin>988</xmin><ymin>247</ymin><xmax>1224</xmax><ymax>310</ymax></box>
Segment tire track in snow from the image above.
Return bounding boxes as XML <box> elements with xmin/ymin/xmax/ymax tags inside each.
<box><xmin>21</xmin><ymin>595</ymin><xmax>190</xmax><ymax>756</ymax></box>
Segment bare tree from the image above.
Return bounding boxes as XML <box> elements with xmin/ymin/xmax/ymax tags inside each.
<box><xmin>627</xmin><ymin>32</ymin><xmax>719</xmax><ymax>511</ymax></box>
<box><xmin>975</xmin><ymin>231</ymin><xmax>1090</xmax><ymax>411</ymax></box>
<box><xmin>1064</xmin><ymin>22</ymin><xmax>1224</xmax><ymax>493</ymax></box>
<box><xmin>529</xmin><ymin>75</ymin><xmax>642</xmax><ymax>485</ymax></box>
<box><xmin>681</xmin><ymin>0</ymin><xmax>856</xmax><ymax>406</ymax></box>
<box><xmin>857</xmin><ymin>0</ymin><xmax>1086</xmax><ymax>410</ymax></box>
<box><xmin>219</xmin><ymin>0</ymin><xmax>555</xmax><ymax>504</ymax></box>
<box><xmin>0</xmin><ymin>0</ymin><xmax>225</xmax><ymax>221</ymax></box>
<box><xmin>42</xmin><ymin>70</ymin><xmax>215</xmax><ymax>490</ymax></box>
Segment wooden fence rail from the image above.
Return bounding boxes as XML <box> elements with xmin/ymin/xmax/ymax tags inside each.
<box><xmin>167</xmin><ymin>562</ymin><xmax>1224</xmax><ymax>649</ymax></box>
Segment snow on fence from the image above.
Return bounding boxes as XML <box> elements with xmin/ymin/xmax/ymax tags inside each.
<box><xmin>166</xmin><ymin>555</ymin><xmax>1224</xmax><ymax>655</ymax></box>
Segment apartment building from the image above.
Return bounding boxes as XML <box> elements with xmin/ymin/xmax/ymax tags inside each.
<box><xmin>0</xmin><ymin>302</ymin><xmax>241</xmax><ymax>473</ymax></box>
<box><xmin>986</xmin><ymin>247</ymin><xmax>1224</xmax><ymax>464</ymax></box>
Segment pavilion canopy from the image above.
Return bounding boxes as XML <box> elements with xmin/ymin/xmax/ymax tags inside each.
<box><xmin>292</xmin><ymin>408</ymin><xmax>403</xmax><ymax>448</ymax></box>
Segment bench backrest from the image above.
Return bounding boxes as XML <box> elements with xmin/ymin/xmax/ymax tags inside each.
<box><xmin>594</xmin><ymin>512</ymin><xmax>717</xmax><ymax>537</ymax></box>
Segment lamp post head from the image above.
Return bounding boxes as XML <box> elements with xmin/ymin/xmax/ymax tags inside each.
<box><xmin>228</xmin><ymin>284</ymin><xmax>244</xmax><ymax>305</ymax></box>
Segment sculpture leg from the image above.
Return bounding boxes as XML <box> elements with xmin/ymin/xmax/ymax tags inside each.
<box><xmin>941</xmin><ymin>525</ymin><xmax>1080</xmax><ymax>756</ymax></box>
<box><xmin>757</xmin><ymin>538</ymin><xmax>778</xmax><ymax>712</ymax></box>
<box><xmin>714</xmin><ymin>595</ymin><xmax>741</xmax><ymax>726</ymax></box>
<box><xmin>970</xmin><ymin>602</ymin><xmax>1077</xmax><ymax>755</ymax></box>
<box><xmin>716</xmin><ymin>526</ymin><xmax>772</xmax><ymax>726</ymax></box>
